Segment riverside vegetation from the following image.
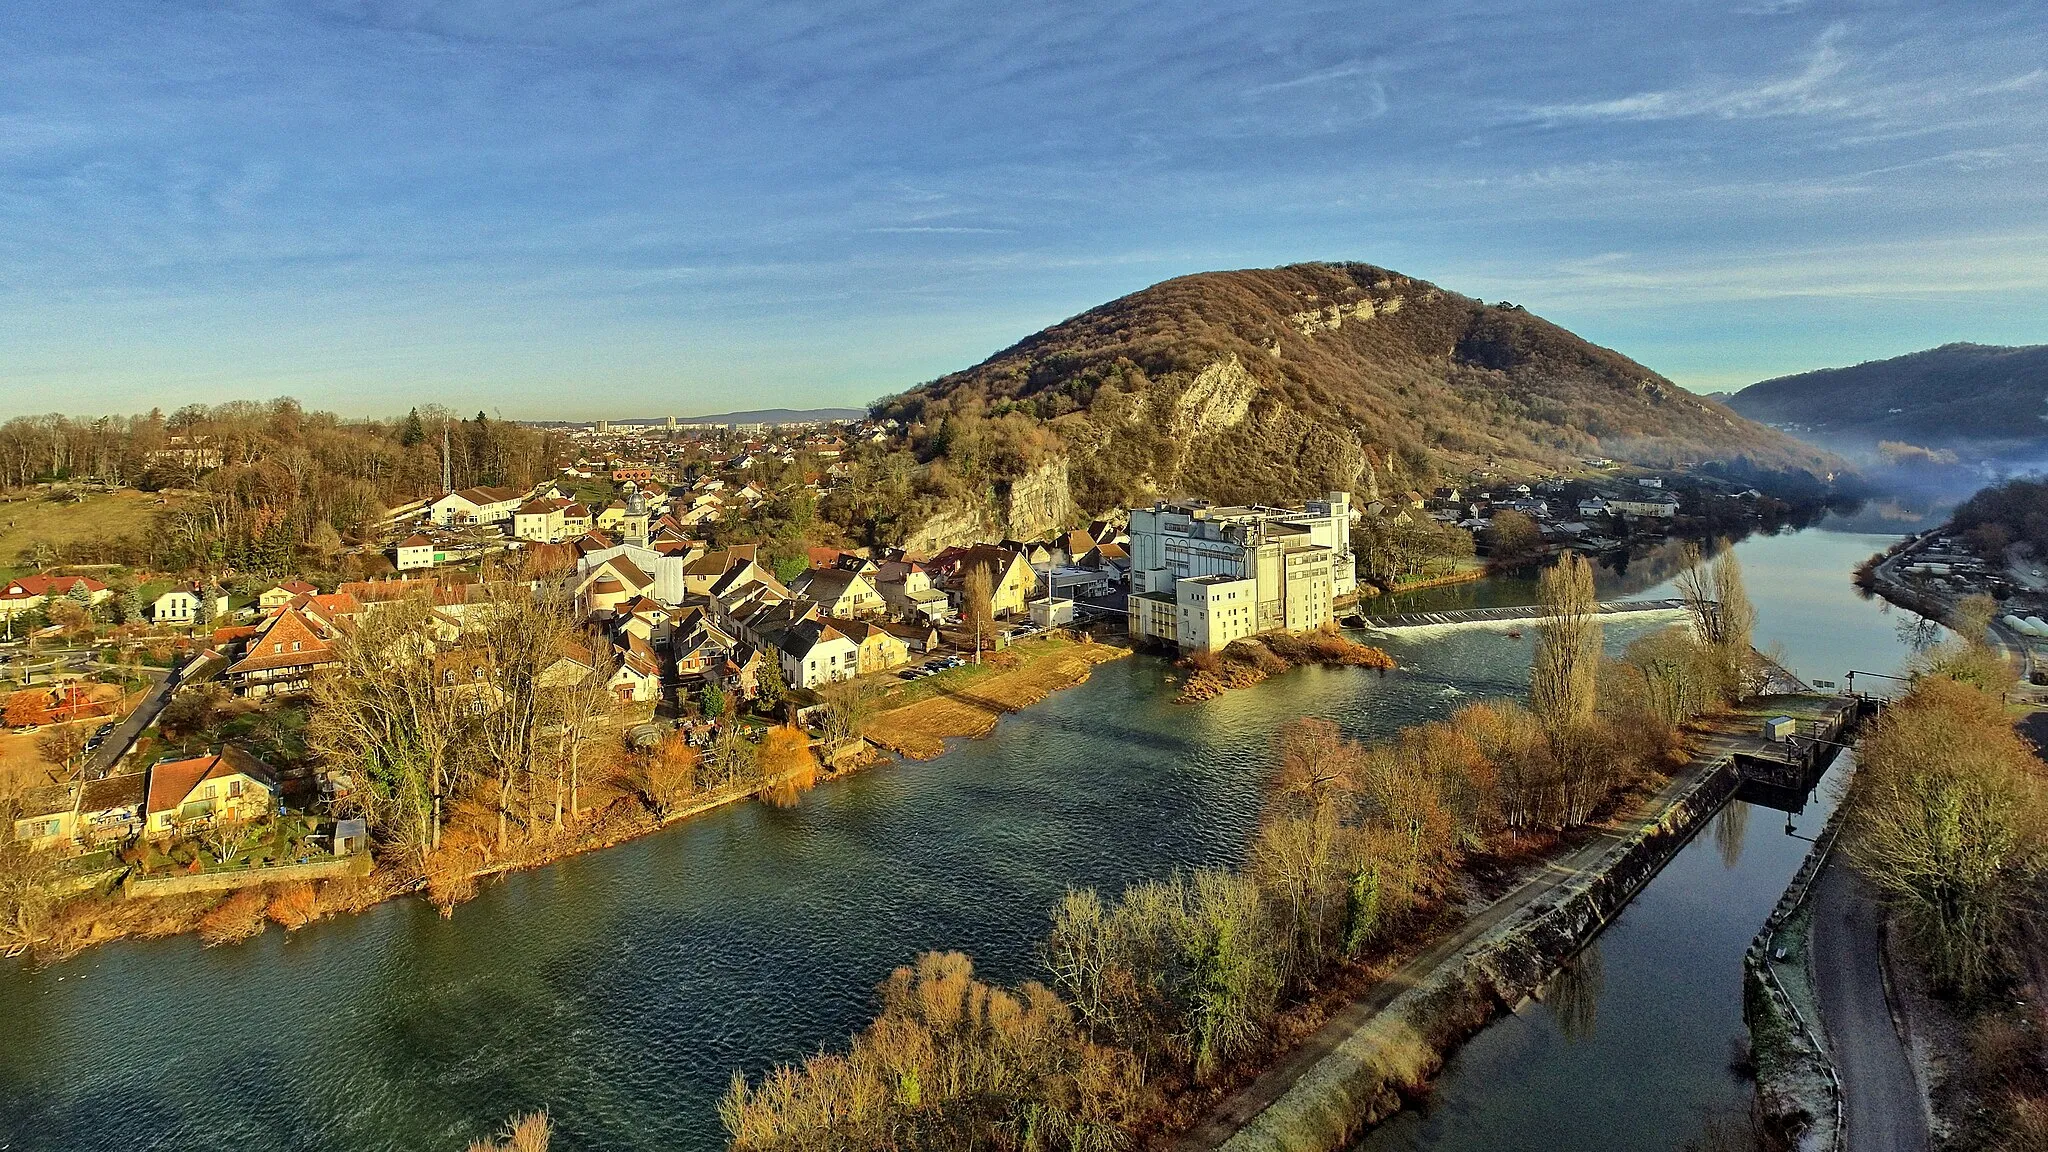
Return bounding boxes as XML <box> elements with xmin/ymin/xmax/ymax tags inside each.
<box><xmin>713</xmin><ymin>549</ymin><xmax>1767</xmax><ymax>1151</ymax></box>
<box><xmin>1841</xmin><ymin>597</ymin><xmax>2048</xmax><ymax>1150</ymax></box>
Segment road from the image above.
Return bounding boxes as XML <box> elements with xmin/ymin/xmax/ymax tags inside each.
<box><xmin>84</xmin><ymin>650</ymin><xmax>221</xmax><ymax>776</ymax></box>
<box><xmin>1809</xmin><ymin>860</ymin><xmax>1929</xmax><ymax>1152</ymax></box>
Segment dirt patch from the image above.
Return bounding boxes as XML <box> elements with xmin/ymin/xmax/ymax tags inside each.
<box><xmin>865</xmin><ymin>640</ymin><xmax>1131</xmax><ymax>760</ymax></box>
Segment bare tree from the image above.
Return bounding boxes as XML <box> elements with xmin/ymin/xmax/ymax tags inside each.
<box><xmin>817</xmin><ymin>679</ymin><xmax>878</xmax><ymax>755</ymax></box>
<box><xmin>473</xmin><ymin>565</ymin><xmax>577</xmax><ymax>852</ymax></box>
<box><xmin>961</xmin><ymin>562</ymin><xmax>995</xmax><ymax>662</ymax></box>
<box><xmin>1532</xmin><ymin>551</ymin><xmax>1600</xmax><ymax>735</ymax></box>
<box><xmin>308</xmin><ymin>593</ymin><xmax>469</xmax><ymax>862</ymax></box>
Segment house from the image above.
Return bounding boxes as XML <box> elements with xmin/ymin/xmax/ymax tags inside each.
<box><xmin>826</xmin><ymin>617</ymin><xmax>912</xmax><ymax>674</ymax></box>
<box><xmin>1634</xmin><ymin>477</ymin><xmax>1665</xmax><ymax>489</ymax></box>
<box><xmin>682</xmin><ymin>545</ymin><xmax>763</xmax><ymax>597</ymax></box>
<box><xmin>788</xmin><ymin>567</ymin><xmax>885</xmax><ymax>618</ymax></box>
<box><xmin>929</xmin><ymin>545</ymin><xmax>1037</xmax><ymax>618</ymax></box>
<box><xmin>575</xmin><ymin>554</ymin><xmax>656</xmax><ymax>618</ymax></box>
<box><xmin>1609</xmin><ymin>494</ymin><xmax>1680</xmax><ymax>519</ymax></box>
<box><xmin>152</xmin><ymin>586</ymin><xmax>227</xmax><ymax>627</ymax></box>
<box><xmin>258</xmin><ymin>581</ymin><xmax>317</xmax><ymax>610</ymax></box>
<box><xmin>762</xmin><ymin>618</ymin><xmax>860</xmax><ymax>689</ymax></box>
<box><xmin>394</xmin><ymin>533</ymin><xmax>439</xmax><ymax>571</ymax></box>
<box><xmin>876</xmin><ymin>620</ymin><xmax>942</xmax><ymax>655</ymax></box>
<box><xmin>10</xmin><ymin>772</ymin><xmax>148</xmax><ymax>851</ymax></box>
<box><xmin>0</xmin><ymin>573</ymin><xmax>112</xmax><ymax>619</ymax></box>
<box><xmin>608</xmin><ymin>634</ymin><xmax>664</xmax><ymax>703</ymax></box>
<box><xmin>874</xmin><ymin>560</ymin><xmax>949</xmax><ymax>623</ymax></box>
<box><xmin>1576</xmin><ymin>497</ymin><xmax>1610</xmax><ymax>519</ymax></box>
<box><xmin>223</xmin><ymin>606</ymin><xmax>341</xmax><ymax>697</ymax></box>
<box><xmin>513</xmin><ymin>497</ymin><xmax>576</xmax><ymax>543</ymax></box>
<box><xmin>427</xmin><ymin>485</ymin><xmax>527</xmax><ymax>527</ymax></box>
<box><xmin>144</xmin><ymin>748</ymin><xmax>278</xmax><ymax>839</ymax></box>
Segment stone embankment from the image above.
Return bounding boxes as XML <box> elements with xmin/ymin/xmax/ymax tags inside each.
<box><xmin>1208</xmin><ymin>757</ymin><xmax>1742</xmax><ymax>1152</ymax></box>
<box><xmin>1744</xmin><ymin>804</ymin><xmax>1847</xmax><ymax>1152</ymax></box>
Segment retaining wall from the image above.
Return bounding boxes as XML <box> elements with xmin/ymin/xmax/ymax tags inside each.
<box><xmin>123</xmin><ymin>853</ymin><xmax>369</xmax><ymax>899</ymax></box>
<box><xmin>1219</xmin><ymin>758</ymin><xmax>1742</xmax><ymax>1152</ymax></box>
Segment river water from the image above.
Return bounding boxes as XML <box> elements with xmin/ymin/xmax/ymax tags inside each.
<box><xmin>0</xmin><ymin>527</ymin><xmax>1930</xmax><ymax>1152</ymax></box>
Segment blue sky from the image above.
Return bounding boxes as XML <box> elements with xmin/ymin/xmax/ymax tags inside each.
<box><xmin>3</xmin><ymin>0</ymin><xmax>2044</xmax><ymax>420</ymax></box>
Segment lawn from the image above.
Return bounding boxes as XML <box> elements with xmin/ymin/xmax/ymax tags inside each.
<box><xmin>0</xmin><ymin>488</ymin><xmax>186</xmax><ymax>578</ymax></box>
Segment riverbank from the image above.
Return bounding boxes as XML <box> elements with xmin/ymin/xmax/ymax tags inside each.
<box><xmin>1358</xmin><ymin>563</ymin><xmax>1489</xmax><ymax>598</ymax></box>
<box><xmin>18</xmin><ymin>643</ymin><xmax>1130</xmax><ymax>964</ymax></box>
<box><xmin>1181</xmin><ymin>695</ymin><xmax>1858</xmax><ymax>1152</ymax></box>
<box><xmin>862</xmin><ymin>634</ymin><xmax>1130</xmax><ymax>759</ymax></box>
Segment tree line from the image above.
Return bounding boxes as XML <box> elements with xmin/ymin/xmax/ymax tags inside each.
<box><xmin>5</xmin><ymin>400</ymin><xmax>563</xmax><ymax>576</ymax></box>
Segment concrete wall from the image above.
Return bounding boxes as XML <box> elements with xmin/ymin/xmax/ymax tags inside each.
<box><xmin>1218</xmin><ymin>759</ymin><xmax>1741</xmax><ymax>1152</ymax></box>
<box><xmin>123</xmin><ymin>853</ymin><xmax>369</xmax><ymax>899</ymax></box>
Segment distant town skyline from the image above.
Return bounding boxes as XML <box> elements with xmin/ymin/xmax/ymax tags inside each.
<box><xmin>4</xmin><ymin>1</ymin><xmax>2045</xmax><ymax>421</ymax></box>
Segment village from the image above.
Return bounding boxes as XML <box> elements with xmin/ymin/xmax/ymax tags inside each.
<box><xmin>0</xmin><ymin>411</ymin><xmax>1808</xmax><ymax>958</ymax></box>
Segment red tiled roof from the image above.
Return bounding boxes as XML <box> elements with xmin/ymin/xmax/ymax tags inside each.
<box><xmin>146</xmin><ymin>747</ymin><xmax>275</xmax><ymax>817</ymax></box>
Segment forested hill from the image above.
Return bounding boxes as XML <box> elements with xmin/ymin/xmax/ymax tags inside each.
<box><xmin>1727</xmin><ymin>343</ymin><xmax>2048</xmax><ymax>458</ymax></box>
<box><xmin>848</xmin><ymin>262</ymin><xmax>1831</xmax><ymax>547</ymax></box>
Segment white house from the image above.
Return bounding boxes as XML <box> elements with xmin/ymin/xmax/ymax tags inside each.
<box><xmin>427</xmin><ymin>486</ymin><xmax>527</xmax><ymax>527</ymax></box>
<box><xmin>394</xmin><ymin>533</ymin><xmax>439</xmax><ymax>571</ymax></box>
<box><xmin>152</xmin><ymin>587</ymin><xmax>226</xmax><ymax>627</ymax></box>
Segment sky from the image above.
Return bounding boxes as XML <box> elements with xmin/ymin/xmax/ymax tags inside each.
<box><xmin>3</xmin><ymin>0</ymin><xmax>2045</xmax><ymax>421</ymax></box>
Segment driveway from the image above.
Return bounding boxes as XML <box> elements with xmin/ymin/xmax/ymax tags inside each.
<box><xmin>86</xmin><ymin>651</ymin><xmax>223</xmax><ymax>777</ymax></box>
<box><xmin>1809</xmin><ymin>860</ymin><xmax>1929</xmax><ymax>1152</ymax></box>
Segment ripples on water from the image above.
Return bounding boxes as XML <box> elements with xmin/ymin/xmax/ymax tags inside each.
<box><xmin>0</xmin><ymin>530</ymin><xmax>1929</xmax><ymax>1152</ymax></box>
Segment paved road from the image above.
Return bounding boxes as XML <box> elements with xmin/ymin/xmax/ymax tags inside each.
<box><xmin>84</xmin><ymin>651</ymin><xmax>221</xmax><ymax>776</ymax></box>
<box><xmin>1809</xmin><ymin>860</ymin><xmax>1929</xmax><ymax>1152</ymax></box>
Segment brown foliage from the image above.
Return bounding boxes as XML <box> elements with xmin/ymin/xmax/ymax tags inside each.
<box><xmin>196</xmin><ymin>889</ymin><xmax>268</xmax><ymax>947</ymax></box>
<box><xmin>1850</xmin><ymin>675</ymin><xmax>2048</xmax><ymax>998</ymax></box>
<box><xmin>757</xmin><ymin>726</ymin><xmax>819</xmax><ymax>809</ymax></box>
<box><xmin>722</xmin><ymin>951</ymin><xmax>1141</xmax><ymax>1151</ymax></box>
<box><xmin>468</xmin><ymin>1111</ymin><xmax>552</xmax><ymax>1152</ymax></box>
<box><xmin>264</xmin><ymin>881</ymin><xmax>318</xmax><ymax>929</ymax></box>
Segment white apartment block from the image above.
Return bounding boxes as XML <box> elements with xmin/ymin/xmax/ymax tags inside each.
<box><xmin>1125</xmin><ymin>493</ymin><xmax>1355</xmax><ymax>653</ymax></box>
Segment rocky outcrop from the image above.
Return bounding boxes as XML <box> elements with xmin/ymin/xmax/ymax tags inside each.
<box><xmin>899</xmin><ymin>500</ymin><xmax>1000</xmax><ymax>556</ymax></box>
<box><xmin>898</xmin><ymin>456</ymin><xmax>1086</xmax><ymax>553</ymax></box>
<box><xmin>1002</xmin><ymin>456</ymin><xmax>1084</xmax><ymax>541</ymax></box>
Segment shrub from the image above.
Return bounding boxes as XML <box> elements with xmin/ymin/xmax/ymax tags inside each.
<box><xmin>265</xmin><ymin>881</ymin><xmax>318</xmax><ymax>929</ymax></box>
<box><xmin>197</xmin><ymin>889</ymin><xmax>268</xmax><ymax>947</ymax></box>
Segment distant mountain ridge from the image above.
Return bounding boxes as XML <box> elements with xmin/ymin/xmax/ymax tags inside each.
<box><xmin>1727</xmin><ymin>343</ymin><xmax>2048</xmax><ymax>457</ymax></box>
<box><xmin>665</xmin><ymin>407</ymin><xmax>866</xmax><ymax>426</ymax></box>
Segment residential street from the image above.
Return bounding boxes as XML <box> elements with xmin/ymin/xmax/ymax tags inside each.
<box><xmin>84</xmin><ymin>651</ymin><xmax>222</xmax><ymax>776</ymax></box>
<box><xmin>1809</xmin><ymin>859</ymin><xmax>1930</xmax><ymax>1152</ymax></box>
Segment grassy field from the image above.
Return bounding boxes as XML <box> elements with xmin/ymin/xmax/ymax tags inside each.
<box><xmin>0</xmin><ymin>489</ymin><xmax>183</xmax><ymax>577</ymax></box>
<box><xmin>863</xmin><ymin>636</ymin><xmax>1130</xmax><ymax>760</ymax></box>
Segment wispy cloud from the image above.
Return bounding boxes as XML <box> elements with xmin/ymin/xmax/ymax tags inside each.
<box><xmin>1520</xmin><ymin>24</ymin><xmax>1853</xmax><ymax>123</ymax></box>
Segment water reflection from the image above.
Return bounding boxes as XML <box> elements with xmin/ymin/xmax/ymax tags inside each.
<box><xmin>1713</xmin><ymin>803</ymin><xmax>1750</xmax><ymax>871</ymax></box>
<box><xmin>1543</xmin><ymin>942</ymin><xmax>1604</xmax><ymax>1044</ymax></box>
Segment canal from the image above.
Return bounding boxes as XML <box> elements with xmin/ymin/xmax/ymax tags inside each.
<box><xmin>0</xmin><ymin>527</ymin><xmax>1931</xmax><ymax>1152</ymax></box>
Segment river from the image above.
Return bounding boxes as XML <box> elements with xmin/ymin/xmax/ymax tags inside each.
<box><xmin>0</xmin><ymin>526</ymin><xmax>1932</xmax><ymax>1152</ymax></box>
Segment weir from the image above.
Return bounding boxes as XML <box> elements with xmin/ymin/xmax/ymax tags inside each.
<box><xmin>1350</xmin><ymin>597</ymin><xmax>1693</xmax><ymax>631</ymax></box>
